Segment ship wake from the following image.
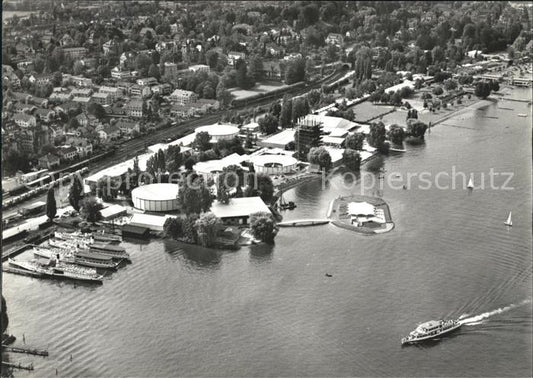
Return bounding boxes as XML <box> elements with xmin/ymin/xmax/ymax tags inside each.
<box><xmin>458</xmin><ymin>298</ymin><xmax>532</xmax><ymax>325</ymax></box>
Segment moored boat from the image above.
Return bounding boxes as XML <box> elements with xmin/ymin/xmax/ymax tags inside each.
<box><xmin>54</xmin><ymin>231</ymin><xmax>93</xmax><ymax>244</ymax></box>
<box><xmin>8</xmin><ymin>258</ymin><xmax>103</xmax><ymax>283</ymax></box>
<box><xmin>401</xmin><ymin>319</ymin><xmax>462</xmax><ymax>345</ymax></box>
<box><xmin>89</xmin><ymin>242</ymin><xmax>130</xmax><ymax>260</ymax></box>
<box><xmin>92</xmin><ymin>231</ymin><xmax>122</xmax><ymax>243</ymax></box>
<box><xmin>33</xmin><ymin>247</ymin><xmax>119</xmax><ymax>269</ymax></box>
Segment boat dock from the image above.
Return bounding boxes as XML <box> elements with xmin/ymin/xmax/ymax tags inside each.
<box><xmin>277</xmin><ymin>219</ymin><xmax>330</xmax><ymax>227</ymax></box>
<box><xmin>1</xmin><ymin>361</ymin><xmax>34</xmax><ymax>371</ymax></box>
<box><xmin>3</xmin><ymin>266</ymin><xmax>44</xmax><ymax>278</ymax></box>
<box><xmin>1</xmin><ymin>244</ymin><xmax>34</xmax><ymax>262</ymax></box>
<box><xmin>3</xmin><ymin>346</ymin><xmax>49</xmax><ymax>357</ymax></box>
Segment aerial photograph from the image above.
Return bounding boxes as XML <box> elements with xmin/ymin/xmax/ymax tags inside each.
<box><xmin>0</xmin><ymin>0</ymin><xmax>532</xmax><ymax>376</ymax></box>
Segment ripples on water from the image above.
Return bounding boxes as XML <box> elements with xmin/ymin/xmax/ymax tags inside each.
<box><xmin>2</xmin><ymin>91</ymin><xmax>532</xmax><ymax>377</ymax></box>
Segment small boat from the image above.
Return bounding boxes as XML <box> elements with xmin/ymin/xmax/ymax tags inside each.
<box><xmin>401</xmin><ymin>319</ymin><xmax>462</xmax><ymax>345</ymax></box>
<box><xmin>279</xmin><ymin>192</ymin><xmax>297</xmax><ymax>210</ymax></box>
<box><xmin>467</xmin><ymin>177</ymin><xmax>474</xmax><ymax>189</ymax></box>
<box><xmin>504</xmin><ymin>211</ymin><xmax>512</xmax><ymax>227</ymax></box>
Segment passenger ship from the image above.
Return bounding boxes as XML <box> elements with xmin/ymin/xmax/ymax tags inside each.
<box><xmin>401</xmin><ymin>319</ymin><xmax>462</xmax><ymax>345</ymax></box>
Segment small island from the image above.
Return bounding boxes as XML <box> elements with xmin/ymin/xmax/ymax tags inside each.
<box><xmin>327</xmin><ymin>195</ymin><xmax>394</xmax><ymax>234</ymax></box>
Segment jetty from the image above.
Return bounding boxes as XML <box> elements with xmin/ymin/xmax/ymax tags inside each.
<box><xmin>278</xmin><ymin>219</ymin><xmax>330</xmax><ymax>227</ymax></box>
<box><xmin>4</xmin><ymin>345</ymin><xmax>49</xmax><ymax>356</ymax></box>
<box><xmin>1</xmin><ymin>361</ymin><xmax>34</xmax><ymax>371</ymax></box>
<box><xmin>3</xmin><ymin>266</ymin><xmax>44</xmax><ymax>278</ymax></box>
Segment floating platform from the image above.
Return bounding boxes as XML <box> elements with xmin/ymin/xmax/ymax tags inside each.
<box><xmin>277</xmin><ymin>219</ymin><xmax>330</xmax><ymax>227</ymax></box>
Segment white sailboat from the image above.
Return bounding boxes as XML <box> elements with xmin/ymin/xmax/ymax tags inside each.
<box><xmin>467</xmin><ymin>177</ymin><xmax>474</xmax><ymax>189</ymax></box>
<box><xmin>504</xmin><ymin>211</ymin><xmax>512</xmax><ymax>227</ymax></box>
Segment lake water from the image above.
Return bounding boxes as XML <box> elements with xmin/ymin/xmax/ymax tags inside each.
<box><xmin>3</xmin><ymin>88</ymin><xmax>532</xmax><ymax>376</ymax></box>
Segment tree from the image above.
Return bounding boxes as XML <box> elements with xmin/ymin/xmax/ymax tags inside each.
<box><xmin>307</xmin><ymin>90</ymin><xmax>321</xmax><ymax>108</ymax></box>
<box><xmin>285</xmin><ymin>57</ymin><xmax>306</xmax><ymax>84</ymax></box>
<box><xmin>96</xmin><ymin>176</ymin><xmax>119</xmax><ymax>201</ymax></box>
<box><xmin>300</xmin><ymin>4</ymin><xmax>320</xmax><ymax>27</ymax></box>
<box><xmin>258</xmin><ymin>113</ymin><xmax>279</xmax><ymax>135</ymax></box>
<box><xmin>249</xmin><ymin>55</ymin><xmax>264</xmax><ymax>83</ymax></box>
<box><xmin>443</xmin><ymin>79</ymin><xmax>458</xmax><ymax>91</ymax></box>
<box><xmin>308</xmin><ymin>146</ymin><xmax>332</xmax><ymax>171</ymax></box>
<box><xmin>345</xmin><ymin>133</ymin><xmax>365</xmax><ymax>150</ymax></box>
<box><xmin>69</xmin><ymin>174</ymin><xmax>84</xmax><ymax>211</ymax></box>
<box><xmin>280</xmin><ymin>96</ymin><xmax>293</xmax><ymax>128</ymax></box>
<box><xmin>148</xmin><ymin>63</ymin><xmax>160</xmax><ymax>79</ymax></box>
<box><xmin>474</xmin><ymin>81</ymin><xmax>492</xmax><ymax>99</ymax></box>
<box><xmin>235</xmin><ymin>58</ymin><xmax>254</xmax><ymax>89</ymax></box>
<box><xmin>291</xmin><ymin>97</ymin><xmax>310</xmax><ymax>123</ymax></box>
<box><xmin>135</xmin><ymin>53</ymin><xmax>152</xmax><ymax>76</ymax></box>
<box><xmin>387</xmin><ymin>125</ymin><xmax>405</xmax><ymax>145</ymax></box>
<box><xmin>249</xmin><ymin>212</ymin><xmax>278</xmax><ymax>243</ymax></box>
<box><xmin>178</xmin><ymin>175</ymin><xmax>213</xmax><ymax>215</ymax></box>
<box><xmin>343</xmin><ymin>148</ymin><xmax>361</xmax><ymax>171</ymax></box>
<box><xmin>1</xmin><ymin>295</ymin><xmax>8</xmax><ymax>334</ymax></box>
<box><xmin>87</xmin><ymin>101</ymin><xmax>106</xmax><ymax>119</ymax></box>
<box><xmin>216</xmin><ymin>81</ymin><xmax>233</xmax><ymax>108</ymax></box>
<box><xmin>206</xmin><ymin>49</ymin><xmax>219</xmax><ymax>69</ymax></box>
<box><xmin>246</xmin><ymin>173</ymin><xmax>274</xmax><ymax>203</ymax></box>
<box><xmin>2</xmin><ymin>149</ymin><xmax>31</xmax><ymax>175</ymax></box>
<box><xmin>80</xmin><ymin>196</ymin><xmax>103</xmax><ymax>223</ymax></box>
<box><xmin>164</xmin><ymin>217</ymin><xmax>183</xmax><ymax>239</ymax></box>
<box><xmin>432</xmin><ymin>86</ymin><xmax>444</xmax><ymax>96</ymax></box>
<box><xmin>194</xmin><ymin>131</ymin><xmax>212</xmax><ymax>151</ymax></box>
<box><xmin>406</xmin><ymin>119</ymin><xmax>428</xmax><ymax>139</ymax></box>
<box><xmin>194</xmin><ymin>212</ymin><xmax>220</xmax><ymax>247</ymax></box>
<box><xmin>490</xmin><ymin>81</ymin><xmax>500</xmax><ymax>92</ymax></box>
<box><xmin>368</xmin><ymin>122</ymin><xmax>389</xmax><ymax>153</ymax></box>
<box><xmin>46</xmin><ymin>188</ymin><xmax>57</xmax><ymax>220</ymax></box>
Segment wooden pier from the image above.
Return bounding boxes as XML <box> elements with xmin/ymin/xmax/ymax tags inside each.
<box><xmin>1</xmin><ymin>361</ymin><xmax>34</xmax><ymax>371</ymax></box>
<box><xmin>4</xmin><ymin>345</ymin><xmax>49</xmax><ymax>356</ymax></box>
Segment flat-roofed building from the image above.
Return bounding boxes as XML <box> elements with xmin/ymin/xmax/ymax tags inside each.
<box><xmin>91</xmin><ymin>92</ymin><xmax>112</xmax><ymax>105</ymax></box>
<box><xmin>210</xmin><ymin>196</ymin><xmax>271</xmax><ymax>225</ymax></box>
<box><xmin>169</xmin><ymin>89</ymin><xmax>198</xmax><ymax>105</ymax></box>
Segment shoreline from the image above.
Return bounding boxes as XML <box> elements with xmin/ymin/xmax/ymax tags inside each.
<box><xmin>429</xmin><ymin>98</ymin><xmax>492</xmax><ymax>127</ymax></box>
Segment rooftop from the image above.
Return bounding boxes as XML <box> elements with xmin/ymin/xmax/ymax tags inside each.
<box><xmin>131</xmin><ymin>183</ymin><xmax>180</xmax><ymax>202</ymax></box>
<box><xmin>210</xmin><ymin>197</ymin><xmax>271</xmax><ymax>219</ymax></box>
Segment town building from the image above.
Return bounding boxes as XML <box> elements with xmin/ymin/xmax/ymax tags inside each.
<box><xmin>227</xmin><ymin>51</ymin><xmax>246</xmax><ymax>66</ymax></box>
<box><xmin>13</xmin><ymin>113</ymin><xmax>37</xmax><ymax>128</ymax></box>
<box><xmin>325</xmin><ymin>33</ymin><xmax>344</xmax><ymax>46</ymax></box>
<box><xmin>91</xmin><ymin>92</ymin><xmax>112</xmax><ymax>105</ymax></box>
<box><xmin>125</xmin><ymin>99</ymin><xmax>144</xmax><ymax>118</ymax></box>
<box><xmin>169</xmin><ymin>89</ymin><xmax>198</xmax><ymax>105</ymax></box>
<box><xmin>189</xmin><ymin>64</ymin><xmax>210</xmax><ymax>73</ymax></box>
<box><xmin>97</xmin><ymin>85</ymin><xmax>123</xmax><ymax>100</ymax></box>
<box><xmin>63</xmin><ymin>47</ymin><xmax>88</xmax><ymax>59</ymax></box>
<box><xmin>210</xmin><ymin>196</ymin><xmax>271</xmax><ymax>225</ymax></box>
<box><xmin>116</xmin><ymin>120</ymin><xmax>141</xmax><ymax>135</ymax></box>
<box><xmin>136</xmin><ymin>77</ymin><xmax>158</xmax><ymax>86</ymax></box>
